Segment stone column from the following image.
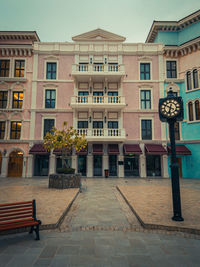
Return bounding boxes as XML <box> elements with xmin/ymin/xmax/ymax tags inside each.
<box><xmin>118</xmin><ymin>155</ymin><xmax>124</xmax><ymax>178</ymax></box>
<box><xmin>71</xmin><ymin>155</ymin><xmax>77</xmax><ymax>173</ymax></box>
<box><xmin>87</xmin><ymin>154</ymin><xmax>93</xmax><ymax>177</ymax></box>
<box><xmin>49</xmin><ymin>153</ymin><xmax>56</xmax><ymax>175</ymax></box>
<box><xmin>1</xmin><ymin>156</ymin><xmax>8</xmax><ymax>177</ymax></box>
<box><xmin>140</xmin><ymin>154</ymin><xmax>146</xmax><ymax>178</ymax></box>
<box><xmin>27</xmin><ymin>154</ymin><xmax>34</xmax><ymax>178</ymax></box>
<box><xmin>22</xmin><ymin>156</ymin><xmax>27</xmax><ymax>178</ymax></box>
<box><xmin>103</xmin><ymin>155</ymin><xmax>108</xmax><ymax>177</ymax></box>
<box><xmin>162</xmin><ymin>155</ymin><xmax>169</xmax><ymax>178</ymax></box>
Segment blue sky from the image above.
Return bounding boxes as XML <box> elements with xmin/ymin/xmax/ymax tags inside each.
<box><xmin>0</xmin><ymin>0</ymin><xmax>199</xmax><ymax>42</ymax></box>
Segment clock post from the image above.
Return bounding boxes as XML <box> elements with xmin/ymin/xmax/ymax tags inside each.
<box><xmin>159</xmin><ymin>88</ymin><xmax>184</xmax><ymax>221</ymax></box>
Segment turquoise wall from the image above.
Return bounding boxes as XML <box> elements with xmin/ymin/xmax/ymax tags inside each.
<box><xmin>154</xmin><ymin>21</ymin><xmax>200</xmax><ymax>45</ymax></box>
<box><xmin>168</xmin><ymin>143</ymin><xmax>200</xmax><ymax>178</ymax></box>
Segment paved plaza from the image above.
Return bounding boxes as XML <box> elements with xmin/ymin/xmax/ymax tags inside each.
<box><xmin>0</xmin><ymin>177</ymin><xmax>200</xmax><ymax>266</ymax></box>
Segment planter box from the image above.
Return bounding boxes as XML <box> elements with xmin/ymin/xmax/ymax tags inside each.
<box><xmin>49</xmin><ymin>173</ymin><xmax>81</xmax><ymax>189</ymax></box>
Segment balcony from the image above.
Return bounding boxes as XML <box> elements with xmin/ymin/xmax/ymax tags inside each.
<box><xmin>71</xmin><ymin>95</ymin><xmax>126</xmax><ymax>109</ymax></box>
<box><xmin>77</xmin><ymin>128</ymin><xmax>126</xmax><ymax>142</ymax></box>
<box><xmin>72</xmin><ymin>63</ymin><xmax>125</xmax><ymax>79</ymax></box>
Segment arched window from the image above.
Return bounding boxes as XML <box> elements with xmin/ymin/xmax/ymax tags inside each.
<box><xmin>186</xmin><ymin>71</ymin><xmax>192</xmax><ymax>90</ymax></box>
<box><xmin>195</xmin><ymin>100</ymin><xmax>200</xmax><ymax>120</ymax></box>
<box><xmin>193</xmin><ymin>69</ymin><xmax>199</xmax><ymax>89</ymax></box>
<box><xmin>188</xmin><ymin>102</ymin><xmax>194</xmax><ymax>121</ymax></box>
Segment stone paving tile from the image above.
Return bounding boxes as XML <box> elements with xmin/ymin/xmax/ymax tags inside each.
<box><xmin>118</xmin><ymin>184</ymin><xmax>200</xmax><ymax>231</ymax></box>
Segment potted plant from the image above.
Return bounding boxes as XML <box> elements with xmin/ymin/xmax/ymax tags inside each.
<box><xmin>43</xmin><ymin>121</ymin><xmax>87</xmax><ymax>189</ymax></box>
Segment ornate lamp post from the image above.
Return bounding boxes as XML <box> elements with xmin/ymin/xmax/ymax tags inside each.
<box><xmin>159</xmin><ymin>88</ymin><xmax>184</xmax><ymax>221</ymax></box>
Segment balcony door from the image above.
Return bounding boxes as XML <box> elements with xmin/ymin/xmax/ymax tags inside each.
<box><xmin>93</xmin><ymin>155</ymin><xmax>102</xmax><ymax>176</ymax></box>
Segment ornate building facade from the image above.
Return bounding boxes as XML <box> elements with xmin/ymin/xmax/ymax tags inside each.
<box><xmin>0</xmin><ymin>9</ymin><xmax>199</xmax><ymax>178</ymax></box>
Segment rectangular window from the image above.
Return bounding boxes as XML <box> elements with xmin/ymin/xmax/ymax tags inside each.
<box><xmin>93</xmin><ymin>121</ymin><xmax>103</xmax><ymax>128</ymax></box>
<box><xmin>10</xmin><ymin>121</ymin><xmax>21</xmax><ymax>139</ymax></box>
<box><xmin>141</xmin><ymin>119</ymin><xmax>152</xmax><ymax>140</ymax></box>
<box><xmin>140</xmin><ymin>63</ymin><xmax>150</xmax><ymax>80</ymax></box>
<box><xmin>14</xmin><ymin>60</ymin><xmax>25</xmax><ymax>77</ymax></box>
<box><xmin>78</xmin><ymin>121</ymin><xmax>88</xmax><ymax>128</ymax></box>
<box><xmin>45</xmin><ymin>90</ymin><xmax>56</xmax><ymax>108</ymax></box>
<box><xmin>140</xmin><ymin>90</ymin><xmax>151</xmax><ymax>109</ymax></box>
<box><xmin>46</xmin><ymin>62</ymin><xmax>57</xmax><ymax>79</ymax></box>
<box><xmin>166</xmin><ymin>61</ymin><xmax>177</xmax><ymax>78</ymax></box>
<box><xmin>44</xmin><ymin>119</ymin><xmax>54</xmax><ymax>137</ymax></box>
<box><xmin>108</xmin><ymin>121</ymin><xmax>118</xmax><ymax>129</ymax></box>
<box><xmin>0</xmin><ymin>60</ymin><xmax>10</xmax><ymax>77</ymax></box>
<box><xmin>12</xmin><ymin>92</ymin><xmax>23</xmax><ymax>109</ymax></box>
<box><xmin>0</xmin><ymin>121</ymin><xmax>6</xmax><ymax>139</ymax></box>
<box><xmin>0</xmin><ymin>91</ymin><xmax>8</xmax><ymax>108</ymax></box>
<box><xmin>146</xmin><ymin>155</ymin><xmax>161</xmax><ymax>176</ymax></box>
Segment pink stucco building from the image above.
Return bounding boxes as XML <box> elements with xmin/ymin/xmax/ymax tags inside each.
<box><xmin>0</xmin><ymin>29</ymin><xmax>169</xmax><ymax>178</ymax></box>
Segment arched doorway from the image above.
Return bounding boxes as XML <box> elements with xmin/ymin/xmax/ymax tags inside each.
<box><xmin>8</xmin><ymin>150</ymin><xmax>23</xmax><ymax>177</ymax></box>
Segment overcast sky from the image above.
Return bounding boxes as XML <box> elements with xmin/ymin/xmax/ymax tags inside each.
<box><xmin>0</xmin><ymin>0</ymin><xmax>199</xmax><ymax>43</ymax></box>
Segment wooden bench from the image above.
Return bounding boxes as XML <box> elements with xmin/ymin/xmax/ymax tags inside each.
<box><xmin>0</xmin><ymin>200</ymin><xmax>42</xmax><ymax>240</ymax></box>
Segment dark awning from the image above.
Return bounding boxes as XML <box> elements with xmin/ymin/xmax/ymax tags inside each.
<box><xmin>145</xmin><ymin>144</ymin><xmax>167</xmax><ymax>155</ymax></box>
<box><xmin>124</xmin><ymin>144</ymin><xmax>142</xmax><ymax>155</ymax></box>
<box><xmin>108</xmin><ymin>144</ymin><xmax>119</xmax><ymax>154</ymax></box>
<box><xmin>29</xmin><ymin>144</ymin><xmax>49</xmax><ymax>155</ymax></box>
<box><xmin>53</xmin><ymin>148</ymin><xmax>71</xmax><ymax>155</ymax></box>
<box><xmin>168</xmin><ymin>145</ymin><xmax>192</xmax><ymax>155</ymax></box>
<box><xmin>76</xmin><ymin>146</ymin><xmax>88</xmax><ymax>155</ymax></box>
<box><xmin>93</xmin><ymin>144</ymin><xmax>103</xmax><ymax>155</ymax></box>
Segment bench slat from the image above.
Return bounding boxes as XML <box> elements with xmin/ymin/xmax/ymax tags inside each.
<box><xmin>0</xmin><ymin>201</ymin><xmax>33</xmax><ymax>207</ymax></box>
<box><xmin>0</xmin><ymin>204</ymin><xmax>33</xmax><ymax>211</ymax></box>
<box><xmin>0</xmin><ymin>214</ymin><xmax>34</xmax><ymax>222</ymax></box>
<box><xmin>0</xmin><ymin>207</ymin><xmax>33</xmax><ymax>214</ymax></box>
<box><xmin>0</xmin><ymin>211</ymin><xmax>33</xmax><ymax>219</ymax></box>
<box><xmin>0</xmin><ymin>221</ymin><xmax>39</xmax><ymax>231</ymax></box>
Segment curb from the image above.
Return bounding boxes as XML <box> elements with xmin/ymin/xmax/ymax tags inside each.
<box><xmin>116</xmin><ymin>186</ymin><xmax>200</xmax><ymax>236</ymax></box>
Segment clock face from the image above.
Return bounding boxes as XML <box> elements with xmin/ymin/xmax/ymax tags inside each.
<box><xmin>160</xmin><ymin>99</ymin><xmax>181</xmax><ymax>118</ymax></box>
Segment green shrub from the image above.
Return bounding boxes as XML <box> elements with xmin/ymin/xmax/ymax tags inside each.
<box><xmin>57</xmin><ymin>168</ymin><xmax>75</xmax><ymax>174</ymax></box>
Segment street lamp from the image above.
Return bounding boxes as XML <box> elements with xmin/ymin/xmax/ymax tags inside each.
<box><xmin>159</xmin><ymin>87</ymin><xmax>184</xmax><ymax>221</ymax></box>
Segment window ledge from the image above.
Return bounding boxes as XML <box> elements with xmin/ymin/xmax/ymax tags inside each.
<box><xmin>187</xmin><ymin>120</ymin><xmax>200</xmax><ymax>124</ymax></box>
<box><xmin>0</xmin><ymin>108</ymin><xmax>24</xmax><ymax>112</ymax></box>
<box><xmin>185</xmin><ymin>88</ymin><xmax>200</xmax><ymax>93</ymax></box>
<box><xmin>164</xmin><ymin>78</ymin><xmax>184</xmax><ymax>83</ymax></box>
<box><xmin>0</xmin><ymin>77</ymin><xmax>27</xmax><ymax>82</ymax></box>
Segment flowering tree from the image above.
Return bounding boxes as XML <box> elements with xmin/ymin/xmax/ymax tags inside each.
<box><xmin>43</xmin><ymin>121</ymin><xmax>87</xmax><ymax>169</ymax></box>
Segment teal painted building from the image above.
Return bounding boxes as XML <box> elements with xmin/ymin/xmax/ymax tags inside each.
<box><xmin>146</xmin><ymin>10</ymin><xmax>200</xmax><ymax>178</ymax></box>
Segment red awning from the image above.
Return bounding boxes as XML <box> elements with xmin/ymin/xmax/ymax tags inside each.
<box><xmin>124</xmin><ymin>144</ymin><xmax>142</xmax><ymax>155</ymax></box>
<box><xmin>53</xmin><ymin>148</ymin><xmax>71</xmax><ymax>155</ymax></box>
<box><xmin>145</xmin><ymin>144</ymin><xmax>167</xmax><ymax>155</ymax></box>
<box><xmin>168</xmin><ymin>145</ymin><xmax>192</xmax><ymax>155</ymax></box>
<box><xmin>108</xmin><ymin>144</ymin><xmax>119</xmax><ymax>154</ymax></box>
<box><xmin>76</xmin><ymin>146</ymin><xmax>88</xmax><ymax>155</ymax></box>
<box><xmin>29</xmin><ymin>144</ymin><xmax>49</xmax><ymax>155</ymax></box>
<box><xmin>93</xmin><ymin>144</ymin><xmax>103</xmax><ymax>155</ymax></box>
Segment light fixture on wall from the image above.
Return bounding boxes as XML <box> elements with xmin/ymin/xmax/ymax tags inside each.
<box><xmin>104</xmin><ymin>87</ymin><xmax>107</xmax><ymax>93</ymax></box>
<box><xmin>89</xmin><ymin>116</ymin><xmax>92</xmax><ymax>123</ymax></box>
<box><xmin>3</xmin><ymin>149</ymin><xmax>7</xmax><ymax>156</ymax></box>
<box><xmin>90</xmin><ymin>87</ymin><xmax>92</xmax><ymax>94</ymax></box>
<box><xmin>104</xmin><ymin>116</ymin><xmax>107</xmax><ymax>123</ymax></box>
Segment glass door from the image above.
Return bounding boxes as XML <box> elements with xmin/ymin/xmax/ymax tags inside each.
<box><xmin>124</xmin><ymin>156</ymin><xmax>139</xmax><ymax>177</ymax></box>
<box><xmin>109</xmin><ymin>155</ymin><xmax>117</xmax><ymax>176</ymax></box>
<box><xmin>78</xmin><ymin>155</ymin><xmax>87</xmax><ymax>176</ymax></box>
<box><xmin>93</xmin><ymin>155</ymin><xmax>102</xmax><ymax>176</ymax></box>
<box><xmin>34</xmin><ymin>155</ymin><xmax>49</xmax><ymax>176</ymax></box>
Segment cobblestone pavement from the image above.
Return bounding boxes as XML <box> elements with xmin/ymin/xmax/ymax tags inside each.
<box><xmin>1</xmin><ymin>177</ymin><xmax>200</xmax><ymax>266</ymax></box>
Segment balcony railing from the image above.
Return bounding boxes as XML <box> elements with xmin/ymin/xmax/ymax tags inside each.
<box><xmin>72</xmin><ymin>64</ymin><xmax>125</xmax><ymax>75</ymax></box>
<box><xmin>71</xmin><ymin>95</ymin><xmax>125</xmax><ymax>106</ymax></box>
<box><xmin>77</xmin><ymin>128</ymin><xmax>125</xmax><ymax>138</ymax></box>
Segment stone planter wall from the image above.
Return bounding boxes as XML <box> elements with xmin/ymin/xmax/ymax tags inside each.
<box><xmin>49</xmin><ymin>173</ymin><xmax>81</xmax><ymax>189</ymax></box>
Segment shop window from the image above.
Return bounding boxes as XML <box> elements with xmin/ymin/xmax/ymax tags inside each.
<box><xmin>45</xmin><ymin>90</ymin><xmax>56</xmax><ymax>108</ymax></box>
<box><xmin>14</xmin><ymin>60</ymin><xmax>25</xmax><ymax>77</ymax></box>
<box><xmin>140</xmin><ymin>63</ymin><xmax>150</xmax><ymax>80</ymax></box>
<box><xmin>146</xmin><ymin>155</ymin><xmax>161</xmax><ymax>176</ymax></box>
<box><xmin>186</xmin><ymin>71</ymin><xmax>192</xmax><ymax>90</ymax></box>
<box><xmin>195</xmin><ymin>100</ymin><xmax>200</xmax><ymax>120</ymax></box>
<box><xmin>166</xmin><ymin>61</ymin><xmax>177</xmax><ymax>78</ymax></box>
<box><xmin>141</xmin><ymin>119</ymin><xmax>152</xmax><ymax>140</ymax></box>
<box><xmin>10</xmin><ymin>121</ymin><xmax>21</xmax><ymax>139</ymax></box>
<box><xmin>43</xmin><ymin>119</ymin><xmax>54</xmax><ymax>137</ymax></box>
<box><xmin>46</xmin><ymin>62</ymin><xmax>57</xmax><ymax>79</ymax></box>
<box><xmin>0</xmin><ymin>60</ymin><xmax>10</xmax><ymax>77</ymax></box>
<box><xmin>12</xmin><ymin>92</ymin><xmax>23</xmax><ymax>109</ymax></box>
<box><xmin>193</xmin><ymin>69</ymin><xmax>199</xmax><ymax>89</ymax></box>
<box><xmin>140</xmin><ymin>90</ymin><xmax>151</xmax><ymax>109</ymax></box>
<box><xmin>188</xmin><ymin>102</ymin><xmax>194</xmax><ymax>121</ymax></box>
<box><xmin>124</xmin><ymin>155</ymin><xmax>139</xmax><ymax>177</ymax></box>
<box><xmin>0</xmin><ymin>121</ymin><xmax>5</xmax><ymax>139</ymax></box>
<box><xmin>0</xmin><ymin>91</ymin><xmax>8</xmax><ymax>108</ymax></box>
